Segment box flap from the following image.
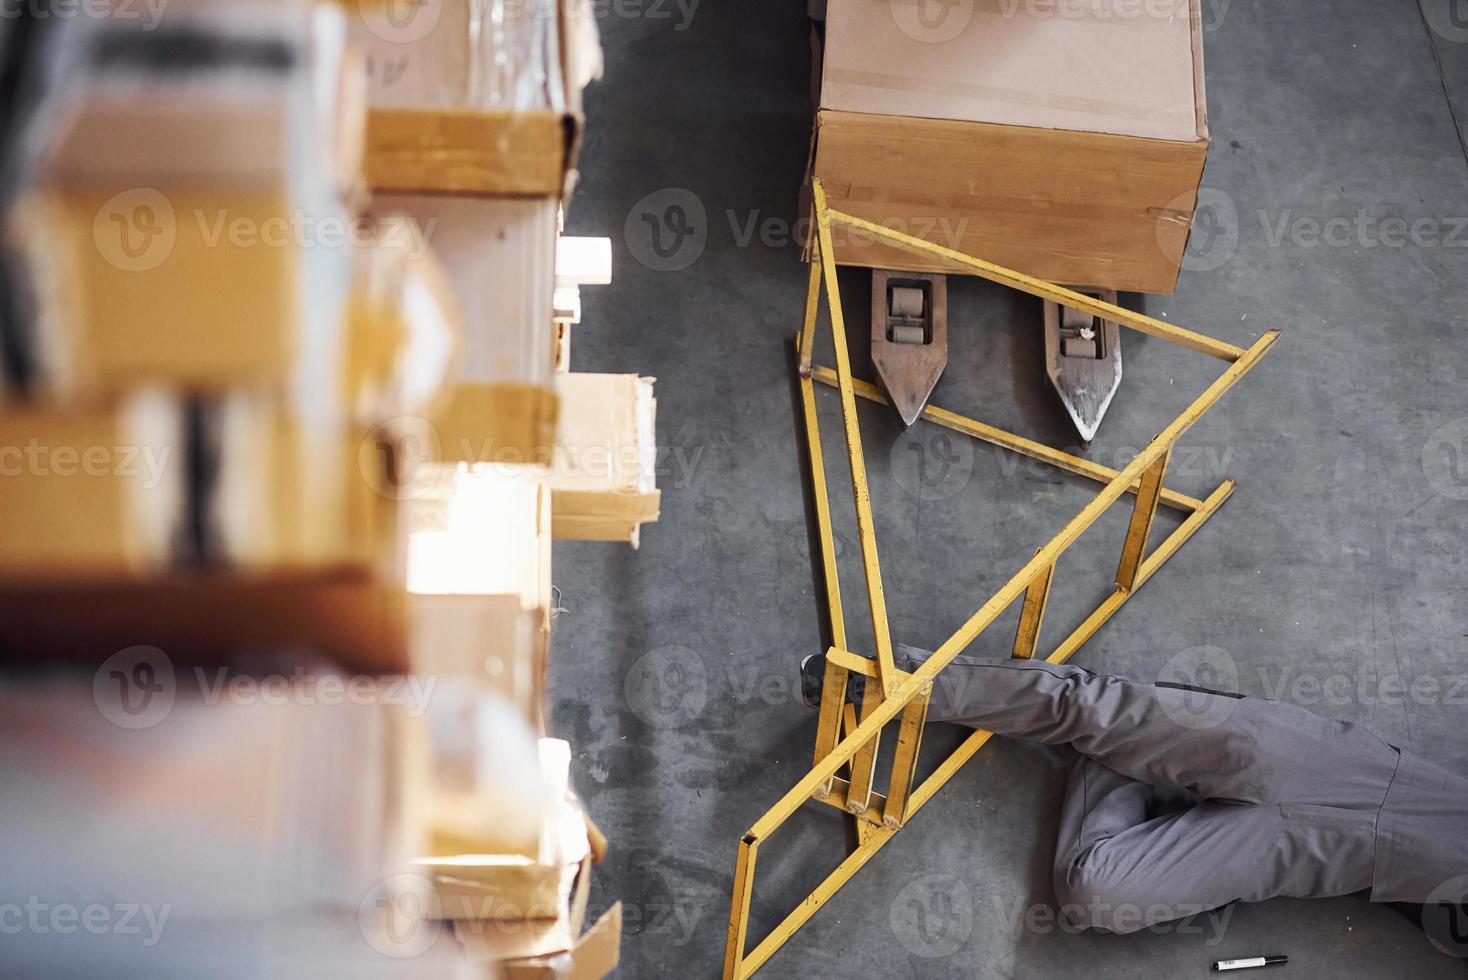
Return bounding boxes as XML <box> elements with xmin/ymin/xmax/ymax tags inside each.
<box><xmin>822</xmin><ymin>0</ymin><xmax>1207</xmax><ymax>142</ymax></box>
<box><xmin>566</xmin><ymin>903</ymin><xmax>622</xmax><ymax>980</ymax></box>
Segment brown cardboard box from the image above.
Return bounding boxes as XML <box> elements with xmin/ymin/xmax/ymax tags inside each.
<box><xmin>211</xmin><ymin>394</ymin><xmax>360</xmax><ymax>570</ymax></box>
<box><xmin>6</xmin><ymin>27</ymin><xmax>325</xmax><ymax>396</ymax></box>
<box><xmin>421</xmin><ymin>683</ymin><xmax>550</xmax><ymax>861</ymax></box>
<box><xmin>433</xmin><ymin>382</ymin><xmax>561</xmax><ymax>466</ymax></box>
<box><xmin>373</xmin><ymin>194</ymin><xmax>560</xmax><ymax>460</ymax></box>
<box><xmin>0</xmin><ymin>394</ymin><xmax>186</xmax><ymax>579</ymax></box>
<box><xmin>345</xmin><ymin>216</ymin><xmax>462</xmax><ymax>424</ymax></box>
<box><xmin>405</xmin><ymin>467</ymin><xmax>553</xmax><ymax>726</ymax></box>
<box><xmin>547</xmin><ymin>373</ymin><xmax>660</xmax><ymax>546</ymax></box>
<box><xmin>364</xmin><ymin>109</ymin><xmax>574</xmax><ymax>197</ymax></box>
<box><xmin>810</xmin><ymin>0</ymin><xmax>1209</xmax><ymax>293</ymax></box>
<box><xmin>15</xmin><ymin>183</ymin><xmax>303</xmax><ymax>393</ymax></box>
<box><xmin>445</xmin><ymin>740</ymin><xmax>622</xmax><ymax>978</ymax></box>
<box><xmin>498</xmin><ymin>905</ymin><xmax>623</xmax><ymax>980</ymax></box>
<box><xmin>410</xmin><ymin>596</ymin><xmax>539</xmax><ymax>706</ymax></box>
<box><xmin>4</xmin><ymin>10</ymin><xmax>378</xmax><ymax>400</ymax></box>
<box><xmin>420</xmin><ymin>738</ymin><xmax>578</xmax><ymax>921</ymax></box>
<box><xmin>351</xmin><ymin>0</ymin><xmax>601</xmax><ymax>196</ymax></box>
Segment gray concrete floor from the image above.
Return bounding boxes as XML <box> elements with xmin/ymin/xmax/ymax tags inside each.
<box><xmin>552</xmin><ymin>2</ymin><xmax>1468</xmax><ymax>976</ymax></box>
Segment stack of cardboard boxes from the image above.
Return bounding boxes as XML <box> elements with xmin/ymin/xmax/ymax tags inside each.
<box><xmin>0</xmin><ymin>2</ymin><xmax>458</xmax><ymax>670</ymax></box>
<box><xmin>351</xmin><ymin>2</ymin><xmax>654</xmax><ymax>970</ymax></box>
<box><xmin>0</xmin><ymin>2</ymin><xmax>645</xmax><ymax>975</ymax></box>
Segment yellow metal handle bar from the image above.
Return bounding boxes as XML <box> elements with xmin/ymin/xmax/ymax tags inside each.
<box><xmin>806</xmin><ymin>364</ymin><xmax>1206</xmax><ymax>513</ymax></box>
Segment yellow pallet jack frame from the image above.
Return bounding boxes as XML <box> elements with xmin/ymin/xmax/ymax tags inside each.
<box><xmin>722</xmin><ymin>179</ymin><xmax>1280</xmax><ymax>978</ymax></box>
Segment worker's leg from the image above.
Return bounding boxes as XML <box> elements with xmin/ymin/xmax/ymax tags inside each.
<box><xmin>1054</xmin><ymin>756</ymin><xmax>1151</xmax><ymax>866</ymax></box>
<box><xmin>890</xmin><ymin>645</ymin><xmax>1400</xmax><ymax>807</ymax></box>
<box><xmin>1050</xmin><ymin>773</ymin><xmax>1378</xmax><ymax>932</ymax></box>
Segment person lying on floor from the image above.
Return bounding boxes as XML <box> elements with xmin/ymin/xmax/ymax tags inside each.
<box><xmin>799</xmin><ymin>646</ymin><xmax>1468</xmax><ymax>953</ymax></box>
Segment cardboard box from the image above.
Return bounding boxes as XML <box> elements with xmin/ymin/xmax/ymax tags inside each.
<box><xmin>547</xmin><ymin>373</ymin><xmax>660</xmax><ymax>546</ymax></box>
<box><xmin>345</xmin><ymin>215</ymin><xmax>462</xmax><ymax>424</ymax></box>
<box><xmin>410</xmin><ymin>596</ymin><xmax>538</xmax><ymax>706</ymax></box>
<box><xmin>497</xmin><ymin>905</ymin><xmax>622</xmax><ymax>980</ymax></box>
<box><xmin>810</xmin><ymin>0</ymin><xmax>1209</xmax><ymax>293</ymax></box>
<box><xmin>406</xmin><ymin>467</ymin><xmax>552</xmax><ymax>727</ymax></box>
<box><xmin>443</xmin><ymin>740</ymin><xmax>622</xmax><ymax>978</ymax></box>
<box><xmin>208</xmin><ymin>393</ymin><xmax>370</xmax><ymax>570</ymax></box>
<box><xmin>422</xmin><ymin>683</ymin><xmax>550</xmax><ymax>861</ymax></box>
<box><xmin>373</xmin><ymin>194</ymin><xmax>560</xmax><ymax>459</ymax></box>
<box><xmin>433</xmin><ymin>382</ymin><xmax>561</xmax><ymax>466</ymax></box>
<box><xmin>2</xmin><ymin>9</ymin><xmax>371</xmax><ymax>398</ymax></box>
<box><xmin>0</xmin><ymin>395</ymin><xmax>186</xmax><ymax>579</ymax></box>
<box><xmin>365</xmin><ymin>109</ymin><xmax>575</xmax><ymax>197</ymax></box>
<box><xmin>418</xmin><ymin>739</ymin><xmax>579</xmax><ymax>920</ymax></box>
<box><xmin>352</xmin><ymin>0</ymin><xmax>602</xmax><ymax>196</ymax></box>
<box><xmin>14</xmin><ymin>183</ymin><xmax>304</xmax><ymax>393</ymax></box>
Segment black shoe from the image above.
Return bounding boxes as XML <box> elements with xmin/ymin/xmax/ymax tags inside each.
<box><xmin>799</xmin><ymin>652</ymin><xmax>865</xmax><ymax>709</ymax></box>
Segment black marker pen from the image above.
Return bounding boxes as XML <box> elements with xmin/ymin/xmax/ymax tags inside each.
<box><xmin>1211</xmin><ymin>955</ymin><xmax>1288</xmax><ymax>972</ymax></box>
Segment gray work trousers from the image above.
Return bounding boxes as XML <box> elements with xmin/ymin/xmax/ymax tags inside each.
<box><xmin>892</xmin><ymin>647</ymin><xmax>1468</xmax><ymax>932</ymax></box>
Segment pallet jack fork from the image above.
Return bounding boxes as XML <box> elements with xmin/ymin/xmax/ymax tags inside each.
<box><xmin>871</xmin><ymin>270</ymin><xmax>947</xmax><ymax>426</ymax></box>
<box><xmin>724</xmin><ymin>179</ymin><xmax>1278</xmax><ymax>979</ymax></box>
<box><xmin>872</xmin><ymin>274</ymin><xmax>1124</xmax><ymax>442</ymax></box>
<box><xmin>1045</xmin><ymin>288</ymin><xmax>1124</xmax><ymax>445</ymax></box>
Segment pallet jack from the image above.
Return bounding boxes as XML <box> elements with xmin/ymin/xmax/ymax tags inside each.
<box><xmin>725</xmin><ymin>181</ymin><xmax>1278</xmax><ymax>979</ymax></box>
